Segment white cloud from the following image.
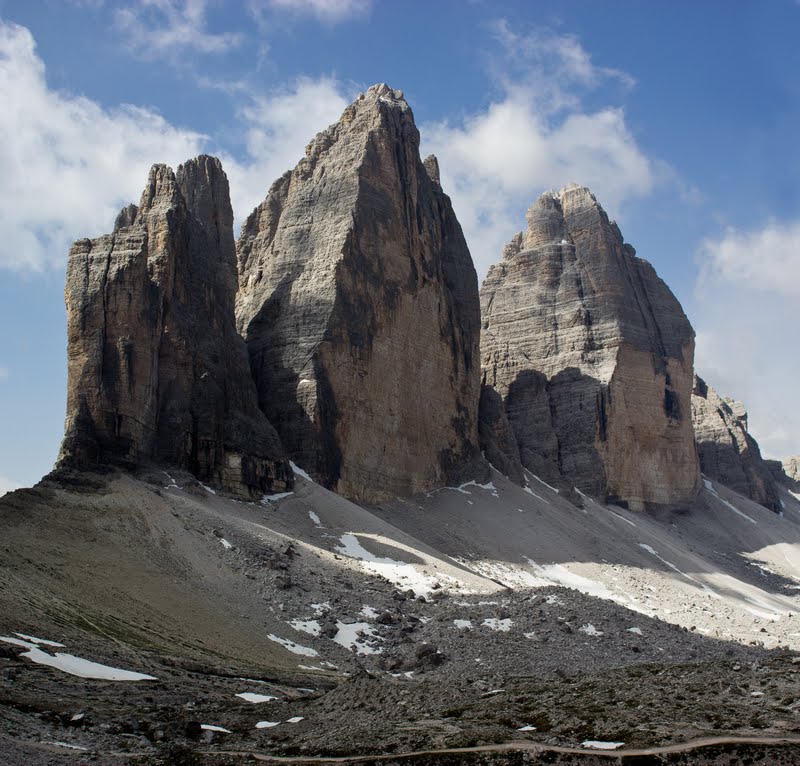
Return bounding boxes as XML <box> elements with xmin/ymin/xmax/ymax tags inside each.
<box><xmin>693</xmin><ymin>220</ymin><xmax>800</xmax><ymax>459</ymax></box>
<box><xmin>254</xmin><ymin>0</ymin><xmax>371</xmax><ymax>23</ymax></box>
<box><xmin>114</xmin><ymin>0</ymin><xmax>242</xmax><ymax>59</ymax></box>
<box><xmin>422</xmin><ymin>24</ymin><xmax>655</xmax><ymax>279</ymax></box>
<box><xmin>0</xmin><ymin>475</ymin><xmax>21</xmax><ymax>498</ymax></box>
<box><xmin>221</xmin><ymin>77</ymin><xmax>349</xmax><ymax>224</ymax></box>
<box><xmin>0</xmin><ymin>21</ymin><xmax>350</xmax><ymax>271</ymax></box>
<box><xmin>0</xmin><ymin>20</ymin><xmax>207</xmax><ymax>271</ymax></box>
<box><xmin>698</xmin><ymin>220</ymin><xmax>800</xmax><ymax>298</ymax></box>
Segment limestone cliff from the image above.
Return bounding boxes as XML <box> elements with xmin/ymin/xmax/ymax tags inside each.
<box><xmin>236</xmin><ymin>84</ymin><xmax>482</xmax><ymax>503</ymax></box>
<box><xmin>480</xmin><ymin>185</ymin><xmax>701</xmax><ymax>510</ymax></box>
<box><xmin>692</xmin><ymin>376</ymin><xmax>781</xmax><ymax>512</ymax></box>
<box><xmin>59</xmin><ymin>155</ymin><xmax>292</xmax><ymax>498</ymax></box>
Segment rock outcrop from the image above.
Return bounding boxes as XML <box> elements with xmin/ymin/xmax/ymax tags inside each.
<box><xmin>692</xmin><ymin>376</ymin><xmax>781</xmax><ymax>512</ymax></box>
<box><xmin>783</xmin><ymin>456</ymin><xmax>800</xmax><ymax>485</ymax></box>
<box><xmin>480</xmin><ymin>185</ymin><xmax>701</xmax><ymax>510</ymax></box>
<box><xmin>236</xmin><ymin>84</ymin><xmax>482</xmax><ymax>503</ymax></box>
<box><xmin>59</xmin><ymin>155</ymin><xmax>292</xmax><ymax>498</ymax></box>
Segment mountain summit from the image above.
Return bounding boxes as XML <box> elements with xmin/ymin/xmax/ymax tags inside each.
<box><xmin>236</xmin><ymin>84</ymin><xmax>483</xmax><ymax>503</ymax></box>
<box><xmin>58</xmin><ymin>155</ymin><xmax>292</xmax><ymax>498</ymax></box>
<box><xmin>480</xmin><ymin>185</ymin><xmax>701</xmax><ymax>510</ymax></box>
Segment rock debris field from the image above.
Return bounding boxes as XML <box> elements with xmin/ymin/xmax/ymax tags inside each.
<box><xmin>2</xmin><ymin>465</ymin><xmax>800</xmax><ymax>763</ymax></box>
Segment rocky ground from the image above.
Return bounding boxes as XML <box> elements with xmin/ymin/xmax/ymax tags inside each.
<box><xmin>2</xmin><ymin>466</ymin><xmax>800</xmax><ymax>764</ymax></box>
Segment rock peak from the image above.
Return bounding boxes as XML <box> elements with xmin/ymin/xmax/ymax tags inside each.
<box><xmin>364</xmin><ymin>82</ymin><xmax>405</xmax><ymax>102</ymax></box>
<box><xmin>59</xmin><ymin>155</ymin><xmax>291</xmax><ymax>498</ymax></box>
<box><xmin>236</xmin><ymin>87</ymin><xmax>482</xmax><ymax>502</ymax></box>
<box><xmin>481</xmin><ymin>186</ymin><xmax>700</xmax><ymax>511</ymax></box>
<box><xmin>692</xmin><ymin>374</ymin><xmax>780</xmax><ymax>512</ymax></box>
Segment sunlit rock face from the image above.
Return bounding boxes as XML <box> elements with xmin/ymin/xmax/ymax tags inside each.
<box><xmin>692</xmin><ymin>376</ymin><xmax>781</xmax><ymax>512</ymax></box>
<box><xmin>480</xmin><ymin>185</ymin><xmax>701</xmax><ymax>511</ymax></box>
<box><xmin>59</xmin><ymin>155</ymin><xmax>292</xmax><ymax>498</ymax></box>
<box><xmin>236</xmin><ymin>84</ymin><xmax>483</xmax><ymax>503</ymax></box>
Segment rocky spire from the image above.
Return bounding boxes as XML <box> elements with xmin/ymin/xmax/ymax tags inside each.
<box><xmin>480</xmin><ymin>185</ymin><xmax>701</xmax><ymax>510</ymax></box>
<box><xmin>692</xmin><ymin>375</ymin><xmax>781</xmax><ymax>512</ymax></box>
<box><xmin>236</xmin><ymin>84</ymin><xmax>483</xmax><ymax>502</ymax></box>
<box><xmin>58</xmin><ymin>155</ymin><xmax>292</xmax><ymax>498</ymax></box>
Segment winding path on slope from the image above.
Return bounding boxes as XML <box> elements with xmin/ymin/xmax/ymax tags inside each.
<box><xmin>213</xmin><ymin>735</ymin><xmax>800</xmax><ymax>763</ymax></box>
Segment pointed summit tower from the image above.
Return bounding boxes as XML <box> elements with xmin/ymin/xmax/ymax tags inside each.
<box><xmin>236</xmin><ymin>84</ymin><xmax>483</xmax><ymax>502</ymax></box>
<box><xmin>481</xmin><ymin>185</ymin><xmax>701</xmax><ymax>510</ymax></box>
<box><xmin>59</xmin><ymin>156</ymin><xmax>292</xmax><ymax>498</ymax></box>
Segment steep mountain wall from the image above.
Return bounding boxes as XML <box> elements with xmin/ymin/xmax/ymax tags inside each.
<box><xmin>692</xmin><ymin>375</ymin><xmax>781</xmax><ymax>512</ymax></box>
<box><xmin>480</xmin><ymin>185</ymin><xmax>701</xmax><ymax>510</ymax></box>
<box><xmin>59</xmin><ymin>156</ymin><xmax>291</xmax><ymax>498</ymax></box>
<box><xmin>236</xmin><ymin>84</ymin><xmax>483</xmax><ymax>503</ymax></box>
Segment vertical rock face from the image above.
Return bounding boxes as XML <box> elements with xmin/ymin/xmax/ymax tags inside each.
<box><xmin>236</xmin><ymin>84</ymin><xmax>482</xmax><ymax>503</ymax></box>
<box><xmin>692</xmin><ymin>376</ymin><xmax>781</xmax><ymax>512</ymax></box>
<box><xmin>480</xmin><ymin>185</ymin><xmax>701</xmax><ymax>510</ymax></box>
<box><xmin>59</xmin><ymin>155</ymin><xmax>292</xmax><ymax>498</ymax></box>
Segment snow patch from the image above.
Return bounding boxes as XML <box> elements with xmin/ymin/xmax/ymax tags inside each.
<box><xmin>308</xmin><ymin>510</ymin><xmax>323</xmax><ymax>528</ymax></box>
<box><xmin>638</xmin><ymin>543</ymin><xmax>717</xmax><ymax>594</ymax></box>
<box><xmin>236</xmin><ymin>693</ymin><xmax>277</xmax><ymax>703</ymax></box>
<box><xmin>219</xmin><ymin>538</ymin><xmax>233</xmax><ymax>550</ymax></box>
<box><xmin>261</xmin><ymin>491</ymin><xmax>294</xmax><ymax>505</ymax></box>
<box><xmin>290</xmin><ymin>461</ymin><xmax>313</xmax><ymax>482</ymax></box>
<box><xmin>518</xmin><ymin>725</ymin><xmax>537</xmax><ymax>731</ymax></box>
<box><xmin>524</xmin><ymin>469</ymin><xmax>560</xmax><ymax>494</ymax></box>
<box><xmin>522</xmin><ymin>485</ymin><xmax>550</xmax><ymax>504</ymax></box>
<box><xmin>360</xmin><ymin>605</ymin><xmax>379</xmax><ymax>619</ymax></box>
<box><xmin>524</xmin><ymin>558</ymin><xmax>626</xmax><ymax>605</ymax></box>
<box><xmin>334</xmin><ymin>534</ymin><xmax>438</xmax><ymax>596</ymax></box>
<box><xmin>14</xmin><ymin>633</ymin><xmax>64</xmax><ymax>648</ymax></box>
<box><xmin>200</xmin><ymin>483</ymin><xmax>216</xmax><ymax>495</ymax></box>
<box><xmin>201</xmin><ymin>724</ymin><xmax>231</xmax><ymax>733</ymax></box>
<box><xmin>704</xmin><ymin>480</ymin><xmax>758</xmax><ymax>524</ymax></box>
<box><xmin>256</xmin><ymin>721</ymin><xmax>280</xmax><ymax>729</ymax></box>
<box><xmin>447</xmin><ymin>480</ymin><xmax>499</xmax><ymax>498</ymax></box>
<box><xmin>627</xmin><ymin>627</ymin><xmax>643</xmax><ymax>635</ymax></box>
<box><xmin>267</xmin><ymin>634</ymin><xmax>318</xmax><ymax>657</ymax></box>
<box><xmin>288</xmin><ymin>619</ymin><xmax>321</xmax><ymax>637</ymax></box>
<box><xmin>579</xmin><ymin>623</ymin><xmax>603</xmax><ymax>636</ymax></box>
<box><xmin>287</xmin><ymin>716</ymin><xmax>304</xmax><ymax>723</ymax></box>
<box><xmin>0</xmin><ymin>636</ymin><xmax>156</xmax><ymax>681</ymax></box>
<box><xmin>453</xmin><ymin>619</ymin><xmax>473</xmax><ymax>629</ymax></box>
<box><xmin>582</xmin><ymin>740</ymin><xmax>624</xmax><ymax>750</ymax></box>
<box><xmin>332</xmin><ymin>621</ymin><xmax>382</xmax><ymax>655</ymax></box>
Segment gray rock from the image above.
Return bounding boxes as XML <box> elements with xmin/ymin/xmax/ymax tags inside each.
<box><xmin>480</xmin><ymin>185</ymin><xmax>701</xmax><ymax>510</ymax></box>
<box><xmin>692</xmin><ymin>375</ymin><xmax>781</xmax><ymax>512</ymax></box>
<box><xmin>58</xmin><ymin>155</ymin><xmax>292</xmax><ymax>499</ymax></box>
<box><xmin>236</xmin><ymin>84</ymin><xmax>483</xmax><ymax>503</ymax></box>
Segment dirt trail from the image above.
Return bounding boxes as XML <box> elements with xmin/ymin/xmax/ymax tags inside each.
<box><xmin>212</xmin><ymin>736</ymin><xmax>800</xmax><ymax>763</ymax></box>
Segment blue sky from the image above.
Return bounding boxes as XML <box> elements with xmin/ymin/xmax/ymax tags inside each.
<box><xmin>1</xmin><ymin>0</ymin><xmax>798</xmax><ymax>494</ymax></box>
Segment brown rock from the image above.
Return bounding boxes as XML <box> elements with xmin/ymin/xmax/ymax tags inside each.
<box><xmin>58</xmin><ymin>155</ymin><xmax>292</xmax><ymax>499</ymax></box>
<box><xmin>480</xmin><ymin>185</ymin><xmax>701</xmax><ymax>510</ymax></box>
<box><xmin>236</xmin><ymin>84</ymin><xmax>483</xmax><ymax>502</ymax></box>
<box><xmin>692</xmin><ymin>376</ymin><xmax>781</xmax><ymax>512</ymax></box>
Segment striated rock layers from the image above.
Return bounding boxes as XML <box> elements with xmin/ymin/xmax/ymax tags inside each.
<box><xmin>236</xmin><ymin>84</ymin><xmax>482</xmax><ymax>503</ymax></box>
<box><xmin>59</xmin><ymin>155</ymin><xmax>292</xmax><ymax>498</ymax></box>
<box><xmin>692</xmin><ymin>376</ymin><xmax>781</xmax><ymax>512</ymax></box>
<box><xmin>480</xmin><ymin>185</ymin><xmax>701</xmax><ymax>511</ymax></box>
